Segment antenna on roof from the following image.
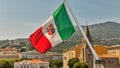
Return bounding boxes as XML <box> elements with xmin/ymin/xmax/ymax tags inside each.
<box><xmin>86</xmin><ymin>21</ymin><xmax>88</xmax><ymax>26</ymax></box>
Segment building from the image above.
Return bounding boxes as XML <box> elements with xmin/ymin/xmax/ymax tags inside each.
<box><xmin>40</xmin><ymin>52</ymin><xmax>63</xmax><ymax>61</ymax></box>
<box><xmin>63</xmin><ymin>25</ymin><xmax>120</xmax><ymax>68</ymax></box>
<box><xmin>14</xmin><ymin>60</ymin><xmax>49</xmax><ymax>68</ymax></box>
<box><xmin>20</xmin><ymin>51</ymin><xmax>63</xmax><ymax>62</ymax></box>
<box><xmin>99</xmin><ymin>54</ymin><xmax>120</xmax><ymax>68</ymax></box>
<box><xmin>79</xmin><ymin>25</ymin><xmax>94</xmax><ymax>68</ymax></box>
<box><xmin>0</xmin><ymin>47</ymin><xmax>17</xmax><ymax>52</ymax></box>
<box><xmin>107</xmin><ymin>45</ymin><xmax>120</xmax><ymax>63</ymax></box>
<box><xmin>63</xmin><ymin>45</ymin><xmax>82</xmax><ymax>68</ymax></box>
<box><xmin>20</xmin><ymin>51</ymin><xmax>42</xmax><ymax>59</ymax></box>
<box><xmin>0</xmin><ymin>47</ymin><xmax>20</xmax><ymax>59</ymax></box>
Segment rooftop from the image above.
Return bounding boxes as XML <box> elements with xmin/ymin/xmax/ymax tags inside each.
<box><xmin>99</xmin><ymin>54</ymin><xmax>118</xmax><ymax>58</ymax></box>
<box><xmin>15</xmin><ymin>60</ymin><xmax>49</xmax><ymax>64</ymax></box>
<box><xmin>107</xmin><ymin>45</ymin><xmax>120</xmax><ymax>48</ymax></box>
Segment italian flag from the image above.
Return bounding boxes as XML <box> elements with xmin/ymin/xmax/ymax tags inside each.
<box><xmin>29</xmin><ymin>3</ymin><xmax>75</xmax><ymax>53</ymax></box>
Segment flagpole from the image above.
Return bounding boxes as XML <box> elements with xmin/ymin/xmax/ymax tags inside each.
<box><xmin>63</xmin><ymin>0</ymin><xmax>99</xmax><ymax>60</ymax></box>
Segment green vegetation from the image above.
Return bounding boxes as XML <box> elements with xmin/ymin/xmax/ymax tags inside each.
<box><xmin>19</xmin><ymin>47</ymin><xmax>27</xmax><ymax>52</ymax></box>
<box><xmin>0</xmin><ymin>59</ymin><xmax>33</xmax><ymax>68</ymax></box>
<box><xmin>0</xmin><ymin>59</ymin><xmax>19</xmax><ymax>68</ymax></box>
<box><xmin>67</xmin><ymin>58</ymin><xmax>88</xmax><ymax>68</ymax></box>
<box><xmin>73</xmin><ymin>62</ymin><xmax>81</xmax><ymax>68</ymax></box>
<box><xmin>73</xmin><ymin>62</ymin><xmax>88</xmax><ymax>68</ymax></box>
<box><xmin>67</xmin><ymin>58</ymin><xmax>79</xmax><ymax>68</ymax></box>
<box><xmin>49</xmin><ymin>60</ymin><xmax>63</xmax><ymax>68</ymax></box>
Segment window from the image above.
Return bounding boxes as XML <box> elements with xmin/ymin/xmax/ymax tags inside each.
<box><xmin>64</xmin><ymin>57</ymin><xmax>67</xmax><ymax>60</ymax></box>
<box><xmin>15</xmin><ymin>66</ymin><xmax>17</xmax><ymax>68</ymax></box>
<box><xmin>112</xmin><ymin>51</ymin><xmax>115</xmax><ymax>54</ymax></box>
<box><xmin>108</xmin><ymin>60</ymin><xmax>111</xmax><ymax>63</ymax></box>
<box><xmin>27</xmin><ymin>65</ymin><xmax>29</xmax><ymax>68</ymax></box>
<box><xmin>36</xmin><ymin>66</ymin><xmax>37</xmax><ymax>68</ymax></box>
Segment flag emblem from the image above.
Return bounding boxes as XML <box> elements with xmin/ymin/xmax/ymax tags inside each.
<box><xmin>47</xmin><ymin>24</ymin><xmax>55</xmax><ymax>35</ymax></box>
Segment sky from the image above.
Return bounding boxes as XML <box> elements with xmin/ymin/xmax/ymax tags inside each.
<box><xmin>0</xmin><ymin>0</ymin><xmax>120</xmax><ymax>40</ymax></box>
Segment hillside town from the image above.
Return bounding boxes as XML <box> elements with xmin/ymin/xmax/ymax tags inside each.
<box><xmin>0</xmin><ymin>25</ymin><xmax>120</xmax><ymax>68</ymax></box>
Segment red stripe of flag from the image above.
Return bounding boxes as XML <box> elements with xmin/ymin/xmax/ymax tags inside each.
<box><xmin>29</xmin><ymin>27</ymin><xmax>52</xmax><ymax>53</ymax></box>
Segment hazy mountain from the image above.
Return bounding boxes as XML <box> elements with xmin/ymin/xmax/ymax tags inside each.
<box><xmin>89</xmin><ymin>21</ymin><xmax>120</xmax><ymax>39</ymax></box>
<box><xmin>0</xmin><ymin>21</ymin><xmax>120</xmax><ymax>52</ymax></box>
<box><xmin>51</xmin><ymin>21</ymin><xmax>120</xmax><ymax>52</ymax></box>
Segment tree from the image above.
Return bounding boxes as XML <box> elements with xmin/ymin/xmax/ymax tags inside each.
<box><xmin>80</xmin><ymin>62</ymin><xmax>88</xmax><ymax>68</ymax></box>
<box><xmin>20</xmin><ymin>47</ymin><xmax>26</xmax><ymax>52</ymax></box>
<box><xmin>73</xmin><ymin>62</ymin><xmax>88</xmax><ymax>68</ymax></box>
<box><xmin>67</xmin><ymin>58</ymin><xmax>79</xmax><ymax>68</ymax></box>
<box><xmin>0</xmin><ymin>59</ymin><xmax>19</xmax><ymax>68</ymax></box>
<box><xmin>73</xmin><ymin>62</ymin><xmax>81</xmax><ymax>68</ymax></box>
<box><xmin>50</xmin><ymin>60</ymin><xmax>63</xmax><ymax>68</ymax></box>
<box><xmin>2</xmin><ymin>61</ymin><xmax>13</xmax><ymax>68</ymax></box>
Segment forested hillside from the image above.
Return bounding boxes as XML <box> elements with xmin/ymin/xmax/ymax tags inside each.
<box><xmin>0</xmin><ymin>21</ymin><xmax>120</xmax><ymax>52</ymax></box>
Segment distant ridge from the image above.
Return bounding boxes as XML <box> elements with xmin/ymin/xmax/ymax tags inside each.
<box><xmin>51</xmin><ymin>21</ymin><xmax>120</xmax><ymax>52</ymax></box>
<box><xmin>89</xmin><ymin>21</ymin><xmax>120</xmax><ymax>39</ymax></box>
<box><xmin>0</xmin><ymin>21</ymin><xmax>120</xmax><ymax>52</ymax></box>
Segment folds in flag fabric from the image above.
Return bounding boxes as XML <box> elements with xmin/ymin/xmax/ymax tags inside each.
<box><xmin>29</xmin><ymin>3</ymin><xmax>75</xmax><ymax>53</ymax></box>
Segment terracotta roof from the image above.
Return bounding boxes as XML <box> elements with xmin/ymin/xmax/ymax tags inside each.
<box><xmin>28</xmin><ymin>60</ymin><xmax>41</xmax><ymax>63</ymax></box>
<box><xmin>16</xmin><ymin>60</ymin><xmax>48</xmax><ymax>64</ymax></box>
<box><xmin>99</xmin><ymin>54</ymin><xmax>118</xmax><ymax>58</ymax></box>
<box><xmin>107</xmin><ymin>45</ymin><xmax>120</xmax><ymax>49</ymax></box>
<box><xmin>63</xmin><ymin>43</ymin><xmax>118</xmax><ymax>59</ymax></box>
<box><xmin>28</xmin><ymin>60</ymin><xmax>49</xmax><ymax>64</ymax></box>
<box><xmin>94</xmin><ymin>44</ymin><xmax>107</xmax><ymax>55</ymax></box>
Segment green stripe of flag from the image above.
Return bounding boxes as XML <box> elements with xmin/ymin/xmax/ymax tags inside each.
<box><xmin>52</xmin><ymin>3</ymin><xmax>75</xmax><ymax>40</ymax></box>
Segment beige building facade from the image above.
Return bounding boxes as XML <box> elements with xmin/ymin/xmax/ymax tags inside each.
<box><xmin>14</xmin><ymin>60</ymin><xmax>49</xmax><ymax>68</ymax></box>
<box><xmin>63</xmin><ymin>45</ymin><xmax>82</xmax><ymax>68</ymax></box>
<box><xmin>107</xmin><ymin>45</ymin><xmax>120</xmax><ymax>63</ymax></box>
<box><xmin>0</xmin><ymin>47</ymin><xmax>20</xmax><ymax>59</ymax></box>
<box><xmin>63</xmin><ymin>25</ymin><xmax>120</xmax><ymax>68</ymax></box>
<box><xmin>99</xmin><ymin>54</ymin><xmax>120</xmax><ymax>68</ymax></box>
